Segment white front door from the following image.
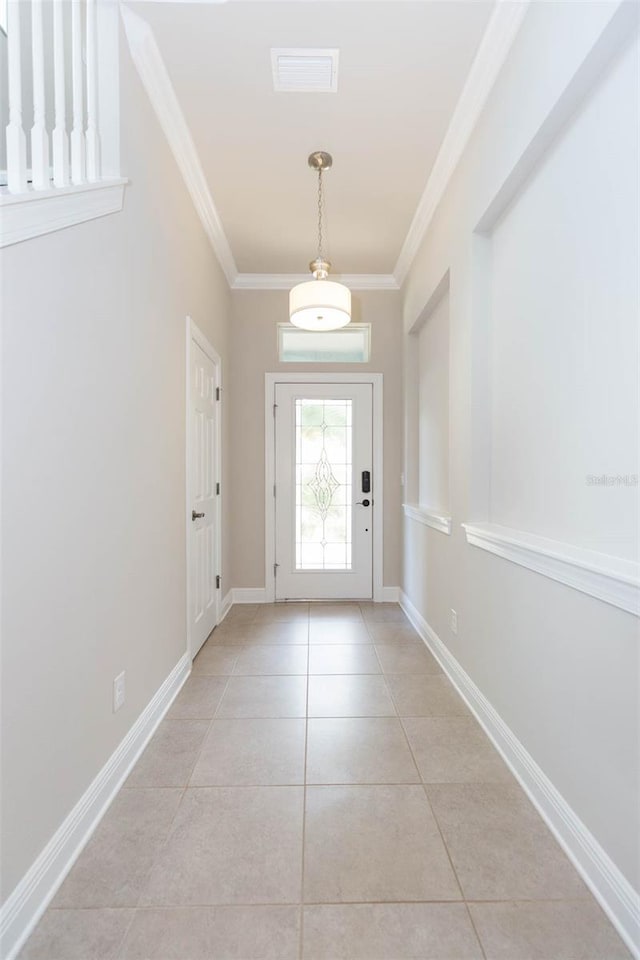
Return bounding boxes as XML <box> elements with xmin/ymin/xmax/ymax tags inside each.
<box><xmin>274</xmin><ymin>382</ymin><xmax>373</xmax><ymax>599</ymax></box>
<box><xmin>188</xmin><ymin>331</ymin><xmax>220</xmax><ymax>657</ymax></box>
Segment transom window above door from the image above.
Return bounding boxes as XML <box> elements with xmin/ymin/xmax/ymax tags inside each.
<box><xmin>278</xmin><ymin>324</ymin><xmax>371</xmax><ymax>363</ymax></box>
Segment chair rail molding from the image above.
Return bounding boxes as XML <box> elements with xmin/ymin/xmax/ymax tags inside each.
<box><xmin>403</xmin><ymin>503</ymin><xmax>452</xmax><ymax>535</ymax></box>
<box><xmin>463</xmin><ymin>521</ymin><xmax>639</xmax><ymax>616</ymax></box>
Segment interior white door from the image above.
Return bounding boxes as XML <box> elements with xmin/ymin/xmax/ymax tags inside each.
<box><xmin>274</xmin><ymin>382</ymin><xmax>373</xmax><ymax>599</ymax></box>
<box><xmin>189</xmin><ymin>337</ymin><xmax>219</xmax><ymax>656</ymax></box>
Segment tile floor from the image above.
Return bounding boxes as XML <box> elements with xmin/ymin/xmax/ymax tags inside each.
<box><xmin>20</xmin><ymin>603</ymin><xmax>631</xmax><ymax>959</ymax></box>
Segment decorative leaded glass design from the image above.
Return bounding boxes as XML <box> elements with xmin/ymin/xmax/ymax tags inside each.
<box><xmin>295</xmin><ymin>398</ymin><xmax>352</xmax><ymax>570</ymax></box>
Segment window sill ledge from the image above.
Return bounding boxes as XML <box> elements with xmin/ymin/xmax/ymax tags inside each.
<box><xmin>462</xmin><ymin>521</ymin><xmax>639</xmax><ymax>616</ymax></box>
<box><xmin>0</xmin><ymin>178</ymin><xmax>128</xmax><ymax>247</ymax></box>
<box><xmin>403</xmin><ymin>503</ymin><xmax>452</xmax><ymax>535</ymax></box>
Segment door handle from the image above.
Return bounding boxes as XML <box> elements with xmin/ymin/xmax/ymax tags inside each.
<box><xmin>356</xmin><ymin>499</ymin><xmax>371</xmax><ymax>507</ymax></box>
<box><xmin>192</xmin><ymin>510</ymin><xmax>205</xmax><ymax>521</ymax></box>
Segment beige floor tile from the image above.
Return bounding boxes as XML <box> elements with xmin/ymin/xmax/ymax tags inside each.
<box><xmin>468</xmin><ymin>900</ymin><xmax>633</xmax><ymax>959</ymax></box>
<box><xmin>387</xmin><ymin>674</ymin><xmax>470</xmax><ymax>717</ymax></box>
<box><xmin>224</xmin><ymin>604</ymin><xmax>260</xmax><ymax>623</ymax></box>
<box><xmin>309</xmin><ymin>602</ymin><xmax>364</xmax><ymax>620</ymax></box>
<box><xmin>307</xmin><ymin>675</ymin><xmax>396</xmax><ymax>717</ymax></box>
<box><xmin>209</xmin><ymin>630</ymin><xmax>259</xmax><ymax>646</ymax></box>
<box><xmin>191</xmin><ymin>718</ymin><xmax>306</xmax><ymax>785</ymax></box>
<box><xmin>206</xmin><ymin>627</ymin><xmax>253</xmax><ymax>646</ymax></box>
<box><xmin>140</xmin><ymin>787</ymin><xmax>303</xmax><ymax>905</ymax></box>
<box><xmin>53</xmin><ymin>789</ymin><xmax>182</xmax><ymax>908</ymax></box>
<box><xmin>119</xmin><ymin>905</ymin><xmax>300</xmax><ymax>959</ymax></box>
<box><xmin>217</xmin><ymin>676</ymin><xmax>307</xmax><ymax>717</ymax></box>
<box><xmin>126</xmin><ymin>720</ymin><xmax>209</xmax><ymax>788</ymax></box>
<box><xmin>365</xmin><ymin>622</ymin><xmax>421</xmax><ymax>643</ymax></box>
<box><xmin>360</xmin><ymin>602</ymin><xmax>408</xmax><ymax>623</ymax></box>
<box><xmin>233</xmin><ymin>644</ymin><xmax>308</xmax><ymax>675</ymax></box>
<box><xmin>18</xmin><ymin>908</ymin><xmax>134</xmax><ymax>960</ymax></box>
<box><xmin>374</xmin><ymin>641</ymin><xmax>441</xmax><ymax>674</ymax></box>
<box><xmin>302</xmin><ymin>903</ymin><xmax>483</xmax><ymax>959</ymax></box>
<box><xmin>243</xmin><ymin>621</ymin><xmax>310</xmax><ymax>644</ymax></box>
<box><xmin>309</xmin><ymin>620</ymin><xmax>371</xmax><ymax>644</ymax></box>
<box><xmin>255</xmin><ymin>603</ymin><xmax>310</xmax><ymax>622</ymax></box>
<box><xmin>308</xmin><ymin>644</ymin><xmax>381</xmax><ymax>675</ymax></box>
<box><xmin>167</xmin><ymin>676</ymin><xmax>228</xmax><ymax>719</ymax></box>
<box><xmin>306</xmin><ymin>718</ymin><xmax>420</xmax><ymax>784</ymax></box>
<box><xmin>192</xmin><ymin>644</ymin><xmax>239</xmax><ymax>676</ymax></box>
<box><xmin>403</xmin><ymin>717</ymin><xmax>513</xmax><ymax>784</ymax></box>
<box><xmin>304</xmin><ymin>784</ymin><xmax>461</xmax><ymax>902</ymax></box>
<box><xmin>427</xmin><ymin>783</ymin><xmax>589</xmax><ymax>900</ymax></box>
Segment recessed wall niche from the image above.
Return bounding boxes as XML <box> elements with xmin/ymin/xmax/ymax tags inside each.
<box><xmin>473</xmin><ymin>35</ymin><xmax>638</xmax><ymax>563</ymax></box>
<box><xmin>405</xmin><ymin>271</ymin><xmax>451</xmax><ymax>525</ymax></box>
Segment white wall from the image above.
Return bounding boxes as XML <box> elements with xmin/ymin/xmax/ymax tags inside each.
<box><xmin>488</xmin><ymin>39</ymin><xmax>638</xmax><ymax>558</ymax></box>
<box><xmin>402</xmin><ymin>0</ymin><xmax>639</xmax><ymax>907</ymax></box>
<box><xmin>0</xmin><ymin>32</ymin><xmax>232</xmax><ymax>900</ymax></box>
<box><xmin>229</xmin><ymin>289</ymin><xmax>403</xmax><ymax>592</ymax></box>
<box><xmin>417</xmin><ymin>289</ymin><xmax>450</xmax><ymax>514</ymax></box>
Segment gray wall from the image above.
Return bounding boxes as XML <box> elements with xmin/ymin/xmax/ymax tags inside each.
<box><xmin>0</xmin><ymin>32</ymin><xmax>232</xmax><ymax>898</ymax></box>
<box><xmin>401</xmin><ymin>2</ymin><xmax>639</xmax><ymax>890</ymax></box>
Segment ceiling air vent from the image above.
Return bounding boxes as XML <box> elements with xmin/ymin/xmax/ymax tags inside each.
<box><xmin>271</xmin><ymin>48</ymin><xmax>339</xmax><ymax>93</ymax></box>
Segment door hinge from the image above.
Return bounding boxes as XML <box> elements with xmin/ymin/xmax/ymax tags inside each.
<box><xmin>216</xmin><ymin>387</ymin><xmax>221</xmax><ymax>401</ymax></box>
<box><xmin>216</xmin><ymin>574</ymin><xmax>221</xmax><ymax>589</ymax></box>
<box><xmin>273</xmin><ymin>402</ymin><xmax>277</xmax><ymax>418</ymax></box>
<box><xmin>216</xmin><ymin>482</ymin><xmax>220</xmax><ymax>495</ymax></box>
<box><xmin>273</xmin><ymin>483</ymin><xmax>276</xmax><ymax>498</ymax></box>
<box><xmin>273</xmin><ymin>562</ymin><xmax>279</xmax><ymax>578</ymax></box>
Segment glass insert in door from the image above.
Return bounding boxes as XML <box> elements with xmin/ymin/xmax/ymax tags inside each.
<box><xmin>295</xmin><ymin>398</ymin><xmax>353</xmax><ymax>570</ymax></box>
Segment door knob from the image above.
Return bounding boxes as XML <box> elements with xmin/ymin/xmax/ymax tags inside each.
<box><xmin>192</xmin><ymin>510</ymin><xmax>205</xmax><ymax>521</ymax></box>
<box><xmin>356</xmin><ymin>499</ymin><xmax>370</xmax><ymax>507</ymax></box>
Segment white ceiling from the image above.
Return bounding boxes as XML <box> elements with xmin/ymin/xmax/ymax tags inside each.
<box><xmin>131</xmin><ymin>1</ymin><xmax>495</xmax><ymax>276</ymax></box>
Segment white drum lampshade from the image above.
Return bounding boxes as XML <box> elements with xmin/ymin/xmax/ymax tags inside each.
<box><xmin>289</xmin><ymin>279</ymin><xmax>351</xmax><ymax>331</ymax></box>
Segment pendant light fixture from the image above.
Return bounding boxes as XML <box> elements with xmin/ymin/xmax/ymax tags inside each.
<box><xmin>289</xmin><ymin>151</ymin><xmax>351</xmax><ymax>331</ymax></box>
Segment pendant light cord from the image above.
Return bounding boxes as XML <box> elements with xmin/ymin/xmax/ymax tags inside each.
<box><xmin>317</xmin><ymin>165</ymin><xmax>324</xmax><ymax>262</ymax></box>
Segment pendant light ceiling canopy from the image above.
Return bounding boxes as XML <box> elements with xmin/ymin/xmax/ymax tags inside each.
<box><xmin>289</xmin><ymin>152</ymin><xmax>351</xmax><ymax>331</ymax></box>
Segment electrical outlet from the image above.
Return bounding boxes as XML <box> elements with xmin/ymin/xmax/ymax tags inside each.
<box><xmin>449</xmin><ymin>609</ymin><xmax>458</xmax><ymax>635</ymax></box>
<box><xmin>113</xmin><ymin>671</ymin><xmax>126</xmax><ymax>713</ymax></box>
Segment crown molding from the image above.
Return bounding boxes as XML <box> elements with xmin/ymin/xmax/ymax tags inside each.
<box><xmin>394</xmin><ymin>0</ymin><xmax>530</xmax><ymax>286</ymax></box>
<box><xmin>122</xmin><ymin>1</ymin><xmax>529</xmax><ymax>293</ymax></box>
<box><xmin>232</xmin><ymin>273</ymin><xmax>399</xmax><ymax>291</ymax></box>
<box><xmin>120</xmin><ymin>4</ymin><xmax>237</xmax><ymax>286</ymax></box>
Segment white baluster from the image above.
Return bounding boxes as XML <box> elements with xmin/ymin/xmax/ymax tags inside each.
<box><xmin>52</xmin><ymin>0</ymin><xmax>70</xmax><ymax>187</ymax></box>
<box><xmin>31</xmin><ymin>0</ymin><xmax>50</xmax><ymax>190</ymax></box>
<box><xmin>5</xmin><ymin>0</ymin><xmax>28</xmax><ymax>194</ymax></box>
<box><xmin>71</xmin><ymin>0</ymin><xmax>86</xmax><ymax>184</ymax></box>
<box><xmin>85</xmin><ymin>0</ymin><xmax>100</xmax><ymax>181</ymax></box>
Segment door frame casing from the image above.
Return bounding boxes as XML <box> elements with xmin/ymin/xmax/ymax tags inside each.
<box><xmin>186</xmin><ymin>316</ymin><xmax>222</xmax><ymax>660</ymax></box>
<box><xmin>265</xmin><ymin>372</ymin><xmax>384</xmax><ymax>603</ymax></box>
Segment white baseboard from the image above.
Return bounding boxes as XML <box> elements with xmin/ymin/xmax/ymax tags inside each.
<box><xmin>219</xmin><ymin>589</ymin><xmax>233</xmax><ymax>622</ymax></box>
<box><xmin>230</xmin><ymin>587</ymin><xmax>400</xmax><ymax>605</ymax></box>
<box><xmin>399</xmin><ymin>590</ymin><xmax>640</xmax><ymax>960</ymax></box>
<box><xmin>0</xmin><ymin>654</ymin><xmax>191</xmax><ymax>960</ymax></box>
<box><xmin>231</xmin><ymin>588</ymin><xmax>268</xmax><ymax>604</ymax></box>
